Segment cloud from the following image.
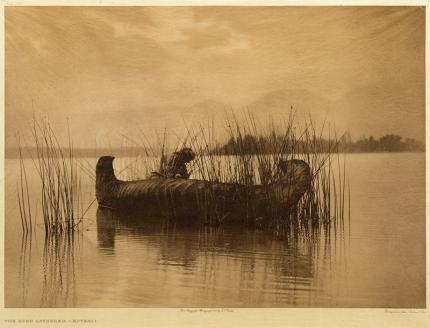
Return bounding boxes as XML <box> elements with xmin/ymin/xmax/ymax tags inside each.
<box><xmin>112</xmin><ymin>8</ymin><xmax>187</xmax><ymax>42</ymax></box>
<box><xmin>5</xmin><ymin>6</ymin><xmax>425</xmax><ymax>148</ymax></box>
<box><xmin>181</xmin><ymin>23</ymin><xmax>249</xmax><ymax>53</ymax></box>
<box><xmin>111</xmin><ymin>7</ymin><xmax>249</xmax><ymax>53</ymax></box>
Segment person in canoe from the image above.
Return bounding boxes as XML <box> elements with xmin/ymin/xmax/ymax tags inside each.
<box><xmin>165</xmin><ymin>147</ymin><xmax>196</xmax><ymax>179</ymax></box>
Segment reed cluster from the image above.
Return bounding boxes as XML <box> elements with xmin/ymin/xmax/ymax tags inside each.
<box><xmin>119</xmin><ymin>112</ymin><xmax>350</xmax><ymax>234</ymax></box>
<box><xmin>115</xmin><ymin>130</ymin><xmax>171</xmax><ymax>180</ymax></box>
<box><xmin>29</xmin><ymin>118</ymin><xmax>82</xmax><ymax>233</ymax></box>
<box><xmin>188</xmin><ymin>113</ymin><xmax>348</xmax><ymax>233</ymax></box>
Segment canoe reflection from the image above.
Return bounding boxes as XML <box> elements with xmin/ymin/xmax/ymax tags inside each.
<box><xmin>96</xmin><ymin>207</ymin><xmax>315</xmax><ymax>281</ymax></box>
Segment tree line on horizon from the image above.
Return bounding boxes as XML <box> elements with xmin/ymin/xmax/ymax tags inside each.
<box><xmin>213</xmin><ymin>133</ymin><xmax>425</xmax><ymax>155</ymax></box>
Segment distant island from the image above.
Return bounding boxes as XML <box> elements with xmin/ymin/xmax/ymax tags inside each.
<box><xmin>337</xmin><ymin>134</ymin><xmax>425</xmax><ymax>153</ymax></box>
<box><xmin>213</xmin><ymin>134</ymin><xmax>425</xmax><ymax>155</ymax></box>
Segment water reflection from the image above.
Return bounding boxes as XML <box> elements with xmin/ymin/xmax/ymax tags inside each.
<box><xmin>96</xmin><ymin>208</ymin><xmax>328</xmax><ymax>306</ymax></box>
<box><xmin>14</xmin><ymin>209</ymin><xmax>339</xmax><ymax>308</ymax></box>
<box><xmin>19</xmin><ymin>232</ymin><xmax>33</xmax><ymax>307</ymax></box>
<box><xmin>40</xmin><ymin>233</ymin><xmax>80</xmax><ymax>307</ymax></box>
<box><xmin>7</xmin><ymin>154</ymin><xmax>424</xmax><ymax>308</ymax></box>
<box><xmin>97</xmin><ymin>209</ymin><xmax>200</xmax><ymax>268</ymax></box>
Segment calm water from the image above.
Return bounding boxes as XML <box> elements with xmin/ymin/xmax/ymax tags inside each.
<box><xmin>4</xmin><ymin>153</ymin><xmax>425</xmax><ymax>308</ymax></box>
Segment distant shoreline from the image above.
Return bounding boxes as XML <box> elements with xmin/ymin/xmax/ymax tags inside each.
<box><xmin>4</xmin><ymin>147</ymin><xmax>425</xmax><ymax>159</ymax></box>
<box><xmin>5</xmin><ymin>133</ymin><xmax>425</xmax><ymax>159</ymax></box>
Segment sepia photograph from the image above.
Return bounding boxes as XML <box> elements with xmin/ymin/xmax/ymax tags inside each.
<box><xmin>2</xmin><ymin>2</ymin><xmax>427</xmax><ymax>322</ymax></box>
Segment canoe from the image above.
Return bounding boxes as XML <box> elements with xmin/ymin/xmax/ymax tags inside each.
<box><xmin>95</xmin><ymin>156</ymin><xmax>311</xmax><ymax>223</ymax></box>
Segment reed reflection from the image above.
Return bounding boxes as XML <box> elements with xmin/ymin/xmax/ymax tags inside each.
<box><xmin>96</xmin><ymin>208</ymin><xmax>329</xmax><ymax>305</ymax></box>
<box><xmin>40</xmin><ymin>232</ymin><xmax>80</xmax><ymax>307</ymax></box>
<box><xmin>18</xmin><ymin>232</ymin><xmax>33</xmax><ymax>307</ymax></box>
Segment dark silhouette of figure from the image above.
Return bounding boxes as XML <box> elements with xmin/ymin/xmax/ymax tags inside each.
<box><xmin>165</xmin><ymin>147</ymin><xmax>195</xmax><ymax>179</ymax></box>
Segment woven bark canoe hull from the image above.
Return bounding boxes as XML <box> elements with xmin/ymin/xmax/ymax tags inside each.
<box><xmin>95</xmin><ymin>156</ymin><xmax>311</xmax><ymax>221</ymax></box>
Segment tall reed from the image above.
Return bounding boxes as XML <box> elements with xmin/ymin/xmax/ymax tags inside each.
<box><xmin>30</xmin><ymin>117</ymin><xmax>82</xmax><ymax>233</ymax></box>
<box><xmin>16</xmin><ymin>136</ymin><xmax>33</xmax><ymax>234</ymax></box>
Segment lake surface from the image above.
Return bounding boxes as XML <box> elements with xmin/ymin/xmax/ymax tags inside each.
<box><xmin>4</xmin><ymin>153</ymin><xmax>426</xmax><ymax>308</ymax></box>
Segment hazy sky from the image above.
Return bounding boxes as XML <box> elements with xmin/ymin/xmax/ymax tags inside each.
<box><xmin>5</xmin><ymin>6</ymin><xmax>425</xmax><ymax>147</ymax></box>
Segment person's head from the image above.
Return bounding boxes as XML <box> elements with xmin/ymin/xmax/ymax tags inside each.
<box><xmin>177</xmin><ymin>147</ymin><xmax>195</xmax><ymax>163</ymax></box>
